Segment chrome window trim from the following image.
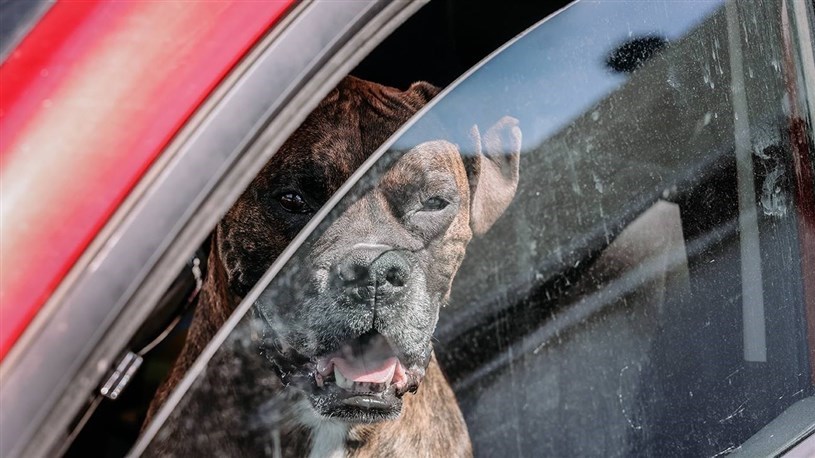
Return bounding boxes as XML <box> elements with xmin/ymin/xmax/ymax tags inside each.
<box><xmin>729</xmin><ymin>397</ymin><xmax>815</xmax><ymax>456</ymax></box>
<box><xmin>0</xmin><ymin>0</ymin><xmax>427</xmax><ymax>456</ymax></box>
<box><xmin>783</xmin><ymin>428</ymin><xmax>815</xmax><ymax>457</ymax></box>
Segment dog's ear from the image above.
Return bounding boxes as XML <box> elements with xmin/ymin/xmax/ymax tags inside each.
<box><xmin>405</xmin><ymin>81</ymin><xmax>440</xmax><ymax>103</ymax></box>
<box><xmin>465</xmin><ymin>116</ymin><xmax>521</xmax><ymax>236</ymax></box>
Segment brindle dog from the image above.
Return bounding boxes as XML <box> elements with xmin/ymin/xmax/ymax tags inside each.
<box><xmin>144</xmin><ymin>76</ymin><xmax>521</xmax><ymax>457</ymax></box>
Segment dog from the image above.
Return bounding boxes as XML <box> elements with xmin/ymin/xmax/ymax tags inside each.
<box><xmin>143</xmin><ymin>76</ymin><xmax>521</xmax><ymax>457</ymax></box>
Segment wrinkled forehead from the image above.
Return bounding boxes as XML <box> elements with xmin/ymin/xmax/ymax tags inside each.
<box><xmin>380</xmin><ymin>140</ymin><xmax>468</xmax><ymax>193</ymax></box>
<box><xmin>256</xmin><ymin>91</ymin><xmax>420</xmax><ymax>199</ymax></box>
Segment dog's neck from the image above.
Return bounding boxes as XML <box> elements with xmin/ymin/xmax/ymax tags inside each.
<box><xmin>143</xmin><ymin>238</ymin><xmax>238</xmax><ymax>424</ymax></box>
<box><xmin>289</xmin><ymin>399</ymin><xmax>348</xmax><ymax>458</ymax></box>
<box><xmin>309</xmin><ymin>423</ymin><xmax>349</xmax><ymax>458</ymax></box>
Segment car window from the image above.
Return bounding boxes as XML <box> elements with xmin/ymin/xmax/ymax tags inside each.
<box><xmin>136</xmin><ymin>0</ymin><xmax>815</xmax><ymax>456</ymax></box>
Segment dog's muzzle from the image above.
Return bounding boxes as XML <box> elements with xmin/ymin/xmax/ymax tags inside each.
<box><xmin>253</xmin><ymin>244</ymin><xmax>435</xmax><ymax>422</ymax></box>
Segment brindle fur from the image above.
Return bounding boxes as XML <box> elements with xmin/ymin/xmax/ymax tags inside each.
<box><xmin>144</xmin><ymin>76</ymin><xmax>520</xmax><ymax>457</ymax></box>
<box><xmin>147</xmin><ymin>77</ymin><xmax>439</xmax><ymax>422</ymax></box>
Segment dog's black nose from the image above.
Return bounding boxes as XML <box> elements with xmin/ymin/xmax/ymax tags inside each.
<box><xmin>336</xmin><ymin>248</ymin><xmax>411</xmax><ymax>301</ymax></box>
<box><xmin>371</xmin><ymin>251</ymin><xmax>411</xmax><ymax>291</ymax></box>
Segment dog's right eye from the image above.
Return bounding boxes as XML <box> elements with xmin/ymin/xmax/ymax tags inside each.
<box><xmin>278</xmin><ymin>192</ymin><xmax>312</xmax><ymax>214</ymax></box>
<box><xmin>420</xmin><ymin>196</ymin><xmax>450</xmax><ymax>212</ymax></box>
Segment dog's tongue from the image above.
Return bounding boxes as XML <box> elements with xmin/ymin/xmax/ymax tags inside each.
<box><xmin>332</xmin><ymin>356</ymin><xmax>399</xmax><ymax>384</ymax></box>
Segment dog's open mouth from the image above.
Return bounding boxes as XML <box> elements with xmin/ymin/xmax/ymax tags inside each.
<box><xmin>309</xmin><ymin>331</ymin><xmax>423</xmax><ymax>418</ymax></box>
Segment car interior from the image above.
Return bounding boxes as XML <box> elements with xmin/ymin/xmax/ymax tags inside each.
<box><xmin>65</xmin><ymin>0</ymin><xmax>815</xmax><ymax>456</ymax></box>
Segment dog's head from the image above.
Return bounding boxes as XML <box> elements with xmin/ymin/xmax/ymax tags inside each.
<box><xmin>216</xmin><ymin>77</ymin><xmax>521</xmax><ymax>423</ymax></box>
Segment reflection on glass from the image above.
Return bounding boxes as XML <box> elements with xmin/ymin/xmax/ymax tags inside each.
<box><xmin>250</xmin><ymin>119</ymin><xmax>519</xmax><ymax>428</ymax></box>
<box><xmin>141</xmin><ymin>0</ymin><xmax>814</xmax><ymax>456</ymax></box>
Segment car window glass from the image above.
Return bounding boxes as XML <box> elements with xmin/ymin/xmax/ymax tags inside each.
<box><xmin>139</xmin><ymin>0</ymin><xmax>815</xmax><ymax>456</ymax></box>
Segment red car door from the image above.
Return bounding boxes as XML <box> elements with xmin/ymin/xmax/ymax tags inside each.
<box><xmin>0</xmin><ymin>0</ymin><xmax>292</xmax><ymax>360</ymax></box>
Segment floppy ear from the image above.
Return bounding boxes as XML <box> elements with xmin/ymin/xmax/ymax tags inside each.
<box><xmin>406</xmin><ymin>80</ymin><xmax>440</xmax><ymax>103</ymax></box>
<box><xmin>466</xmin><ymin>116</ymin><xmax>521</xmax><ymax>235</ymax></box>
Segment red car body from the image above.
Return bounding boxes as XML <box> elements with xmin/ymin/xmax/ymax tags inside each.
<box><xmin>0</xmin><ymin>0</ymin><xmax>293</xmax><ymax>359</ymax></box>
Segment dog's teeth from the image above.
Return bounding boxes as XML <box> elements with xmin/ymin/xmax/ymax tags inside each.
<box><xmin>335</xmin><ymin>368</ymin><xmax>352</xmax><ymax>389</ymax></box>
<box><xmin>348</xmin><ymin>381</ymin><xmax>388</xmax><ymax>394</ymax></box>
<box><xmin>316</xmin><ymin>358</ymin><xmax>333</xmax><ymax>376</ymax></box>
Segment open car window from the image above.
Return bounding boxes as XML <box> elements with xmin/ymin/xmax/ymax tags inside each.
<box><xmin>136</xmin><ymin>0</ymin><xmax>815</xmax><ymax>456</ymax></box>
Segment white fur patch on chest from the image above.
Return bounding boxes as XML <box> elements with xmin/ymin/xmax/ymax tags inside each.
<box><xmin>293</xmin><ymin>398</ymin><xmax>349</xmax><ymax>458</ymax></box>
<box><xmin>309</xmin><ymin>421</ymin><xmax>349</xmax><ymax>458</ymax></box>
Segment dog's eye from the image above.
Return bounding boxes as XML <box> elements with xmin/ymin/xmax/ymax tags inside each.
<box><xmin>421</xmin><ymin>197</ymin><xmax>449</xmax><ymax>211</ymax></box>
<box><xmin>278</xmin><ymin>192</ymin><xmax>312</xmax><ymax>214</ymax></box>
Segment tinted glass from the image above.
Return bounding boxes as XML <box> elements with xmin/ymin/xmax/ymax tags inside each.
<box><xmin>140</xmin><ymin>0</ymin><xmax>815</xmax><ymax>456</ymax></box>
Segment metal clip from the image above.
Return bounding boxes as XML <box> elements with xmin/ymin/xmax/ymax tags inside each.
<box><xmin>100</xmin><ymin>351</ymin><xmax>143</xmax><ymax>400</ymax></box>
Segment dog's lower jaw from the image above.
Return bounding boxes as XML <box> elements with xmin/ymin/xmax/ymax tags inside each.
<box><xmin>292</xmin><ymin>352</ymin><xmax>471</xmax><ymax>458</ymax></box>
<box><xmin>342</xmin><ymin>354</ymin><xmax>472</xmax><ymax>458</ymax></box>
<box><xmin>144</xmin><ymin>247</ymin><xmax>471</xmax><ymax>458</ymax></box>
